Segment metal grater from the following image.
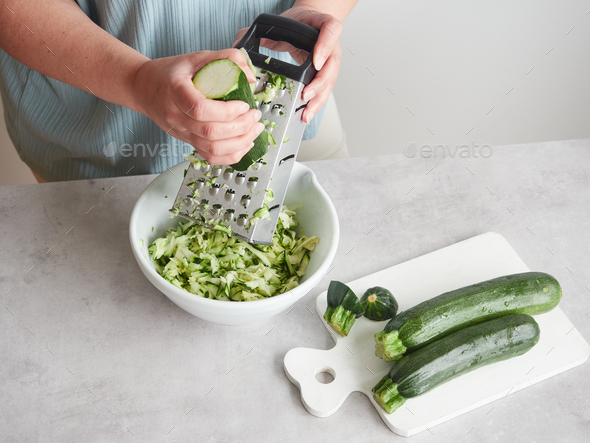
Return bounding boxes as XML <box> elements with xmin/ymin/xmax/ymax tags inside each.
<box><xmin>170</xmin><ymin>14</ymin><xmax>319</xmax><ymax>245</ymax></box>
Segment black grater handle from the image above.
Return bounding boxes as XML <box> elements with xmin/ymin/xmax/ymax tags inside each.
<box><xmin>236</xmin><ymin>13</ymin><xmax>319</xmax><ymax>85</ymax></box>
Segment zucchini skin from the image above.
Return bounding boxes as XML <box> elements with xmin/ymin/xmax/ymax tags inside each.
<box><xmin>375</xmin><ymin>272</ymin><xmax>560</xmax><ymax>361</ymax></box>
<box><xmin>220</xmin><ymin>69</ymin><xmax>268</xmax><ymax>171</ymax></box>
<box><xmin>323</xmin><ymin>281</ymin><xmax>364</xmax><ymax>336</ymax></box>
<box><xmin>361</xmin><ymin>286</ymin><xmax>398</xmax><ymax>321</ymax></box>
<box><xmin>372</xmin><ymin>314</ymin><xmax>540</xmax><ymax>413</ymax></box>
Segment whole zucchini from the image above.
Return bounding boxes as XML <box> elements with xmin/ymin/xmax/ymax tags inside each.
<box><xmin>323</xmin><ymin>281</ymin><xmax>364</xmax><ymax>336</ymax></box>
<box><xmin>375</xmin><ymin>272</ymin><xmax>560</xmax><ymax>361</ymax></box>
<box><xmin>361</xmin><ymin>286</ymin><xmax>398</xmax><ymax>321</ymax></box>
<box><xmin>372</xmin><ymin>313</ymin><xmax>540</xmax><ymax>414</ymax></box>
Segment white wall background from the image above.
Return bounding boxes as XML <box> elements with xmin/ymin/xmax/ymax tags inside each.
<box><xmin>334</xmin><ymin>0</ymin><xmax>590</xmax><ymax>157</ymax></box>
<box><xmin>1</xmin><ymin>0</ymin><xmax>589</xmax><ymax>185</ymax></box>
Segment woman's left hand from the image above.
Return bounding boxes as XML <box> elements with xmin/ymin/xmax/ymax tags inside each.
<box><xmin>233</xmin><ymin>6</ymin><xmax>343</xmax><ymax>124</ymax></box>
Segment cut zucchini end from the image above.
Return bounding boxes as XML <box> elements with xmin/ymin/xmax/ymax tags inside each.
<box><xmin>193</xmin><ymin>59</ymin><xmax>242</xmax><ymax>100</ymax></box>
<box><xmin>372</xmin><ymin>376</ymin><xmax>406</xmax><ymax>414</ymax></box>
<box><xmin>374</xmin><ymin>330</ymin><xmax>407</xmax><ymax>362</ymax></box>
<box><xmin>323</xmin><ymin>305</ymin><xmax>357</xmax><ymax>337</ymax></box>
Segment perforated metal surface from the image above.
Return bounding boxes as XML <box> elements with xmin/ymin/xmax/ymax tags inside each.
<box><xmin>170</xmin><ymin>72</ymin><xmax>307</xmax><ymax>244</ymax></box>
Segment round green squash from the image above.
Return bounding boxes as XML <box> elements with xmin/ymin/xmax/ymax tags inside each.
<box><xmin>361</xmin><ymin>286</ymin><xmax>398</xmax><ymax>321</ymax></box>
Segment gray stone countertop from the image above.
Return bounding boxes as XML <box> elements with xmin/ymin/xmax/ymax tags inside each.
<box><xmin>1</xmin><ymin>139</ymin><xmax>589</xmax><ymax>442</ymax></box>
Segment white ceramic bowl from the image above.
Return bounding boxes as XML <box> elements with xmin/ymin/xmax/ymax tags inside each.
<box><xmin>129</xmin><ymin>161</ymin><xmax>339</xmax><ymax>325</ymax></box>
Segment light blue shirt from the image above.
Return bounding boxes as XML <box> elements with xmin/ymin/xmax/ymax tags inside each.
<box><xmin>0</xmin><ymin>0</ymin><xmax>324</xmax><ymax>181</ymax></box>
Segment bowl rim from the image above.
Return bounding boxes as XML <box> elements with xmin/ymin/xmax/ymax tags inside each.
<box><xmin>129</xmin><ymin>161</ymin><xmax>339</xmax><ymax>311</ymax></box>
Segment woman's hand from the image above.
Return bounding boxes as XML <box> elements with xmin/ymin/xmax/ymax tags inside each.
<box><xmin>132</xmin><ymin>49</ymin><xmax>265</xmax><ymax>165</ymax></box>
<box><xmin>233</xmin><ymin>6</ymin><xmax>343</xmax><ymax>124</ymax></box>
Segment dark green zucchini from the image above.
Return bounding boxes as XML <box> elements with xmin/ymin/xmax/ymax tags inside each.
<box><xmin>375</xmin><ymin>271</ymin><xmax>560</xmax><ymax>361</ymax></box>
<box><xmin>323</xmin><ymin>281</ymin><xmax>364</xmax><ymax>336</ymax></box>
<box><xmin>192</xmin><ymin>59</ymin><xmax>267</xmax><ymax>171</ymax></box>
<box><xmin>361</xmin><ymin>286</ymin><xmax>398</xmax><ymax>321</ymax></box>
<box><xmin>372</xmin><ymin>313</ymin><xmax>540</xmax><ymax>414</ymax></box>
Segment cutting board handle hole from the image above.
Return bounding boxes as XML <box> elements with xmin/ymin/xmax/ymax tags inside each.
<box><xmin>314</xmin><ymin>367</ymin><xmax>335</xmax><ymax>384</ymax></box>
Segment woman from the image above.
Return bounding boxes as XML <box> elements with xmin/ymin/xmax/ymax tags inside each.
<box><xmin>0</xmin><ymin>0</ymin><xmax>356</xmax><ymax>182</ymax></box>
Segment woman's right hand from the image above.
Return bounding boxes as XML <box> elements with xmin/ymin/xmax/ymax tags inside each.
<box><xmin>131</xmin><ymin>49</ymin><xmax>264</xmax><ymax>165</ymax></box>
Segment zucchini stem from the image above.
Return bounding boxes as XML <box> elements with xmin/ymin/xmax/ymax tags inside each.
<box><xmin>372</xmin><ymin>375</ymin><xmax>406</xmax><ymax>414</ymax></box>
<box><xmin>324</xmin><ymin>305</ymin><xmax>357</xmax><ymax>336</ymax></box>
<box><xmin>374</xmin><ymin>330</ymin><xmax>407</xmax><ymax>361</ymax></box>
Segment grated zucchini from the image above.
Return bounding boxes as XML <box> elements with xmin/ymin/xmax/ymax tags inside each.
<box><xmin>149</xmin><ymin>206</ymin><xmax>319</xmax><ymax>301</ymax></box>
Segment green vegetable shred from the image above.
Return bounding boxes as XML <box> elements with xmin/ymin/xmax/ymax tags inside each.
<box><xmin>148</xmin><ymin>206</ymin><xmax>319</xmax><ymax>301</ymax></box>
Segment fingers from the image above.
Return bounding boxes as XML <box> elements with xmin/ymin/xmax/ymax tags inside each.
<box><xmin>206</xmin><ymin>147</ymin><xmax>253</xmax><ymax>166</ymax></box>
<box><xmin>171</xmin><ymin>125</ymin><xmax>253</xmax><ymax>165</ymax></box>
<box><xmin>199</xmin><ymin>146</ymin><xmax>253</xmax><ymax>167</ymax></box>
<box><xmin>174</xmin><ymin>120</ymin><xmax>265</xmax><ymax>165</ymax></box>
<box><xmin>172</xmin><ymin>81</ymin><xmax>250</xmax><ymax>123</ymax></box>
<box><xmin>300</xmin><ymin>13</ymin><xmax>343</xmax><ymax>70</ymax></box>
<box><xmin>171</xmin><ymin>81</ymin><xmax>263</xmax><ymax>140</ymax></box>
<box><xmin>234</xmin><ymin>13</ymin><xmax>342</xmax><ymax>70</ymax></box>
<box><xmin>302</xmin><ymin>44</ymin><xmax>341</xmax><ymax>123</ymax></box>
<box><xmin>192</xmin><ymin>109</ymin><xmax>263</xmax><ymax>141</ymax></box>
<box><xmin>171</xmin><ymin>47</ymin><xmax>265</xmax><ymax>164</ymax></box>
<box><xmin>134</xmin><ymin>51</ymin><xmax>266</xmax><ymax>166</ymax></box>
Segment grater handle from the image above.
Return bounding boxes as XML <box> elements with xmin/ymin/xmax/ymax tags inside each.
<box><xmin>237</xmin><ymin>13</ymin><xmax>319</xmax><ymax>85</ymax></box>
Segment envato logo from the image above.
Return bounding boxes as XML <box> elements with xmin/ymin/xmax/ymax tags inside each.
<box><xmin>102</xmin><ymin>141</ymin><xmax>191</xmax><ymax>158</ymax></box>
<box><xmin>404</xmin><ymin>142</ymin><xmax>493</xmax><ymax>159</ymax></box>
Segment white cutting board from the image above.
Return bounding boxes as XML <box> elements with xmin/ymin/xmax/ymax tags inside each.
<box><xmin>284</xmin><ymin>232</ymin><xmax>590</xmax><ymax>436</ymax></box>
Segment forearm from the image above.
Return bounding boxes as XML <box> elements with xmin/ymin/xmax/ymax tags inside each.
<box><xmin>292</xmin><ymin>0</ymin><xmax>358</xmax><ymax>22</ymax></box>
<box><xmin>0</xmin><ymin>0</ymin><xmax>148</xmax><ymax>112</ymax></box>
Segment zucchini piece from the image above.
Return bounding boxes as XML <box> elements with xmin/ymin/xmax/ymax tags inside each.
<box><xmin>212</xmin><ymin>224</ymin><xmax>232</xmax><ymax>236</ymax></box>
<box><xmin>255</xmin><ymin>71</ymin><xmax>287</xmax><ymax>103</ymax></box>
<box><xmin>192</xmin><ymin>59</ymin><xmax>267</xmax><ymax>171</ymax></box>
<box><xmin>323</xmin><ymin>281</ymin><xmax>364</xmax><ymax>337</ymax></box>
<box><xmin>253</xmin><ymin>204</ymin><xmax>271</xmax><ymax>221</ymax></box>
<box><xmin>373</xmin><ymin>313</ymin><xmax>540</xmax><ymax>414</ymax></box>
<box><xmin>375</xmin><ymin>271</ymin><xmax>560</xmax><ymax>361</ymax></box>
<box><xmin>361</xmin><ymin>286</ymin><xmax>398</xmax><ymax>321</ymax></box>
